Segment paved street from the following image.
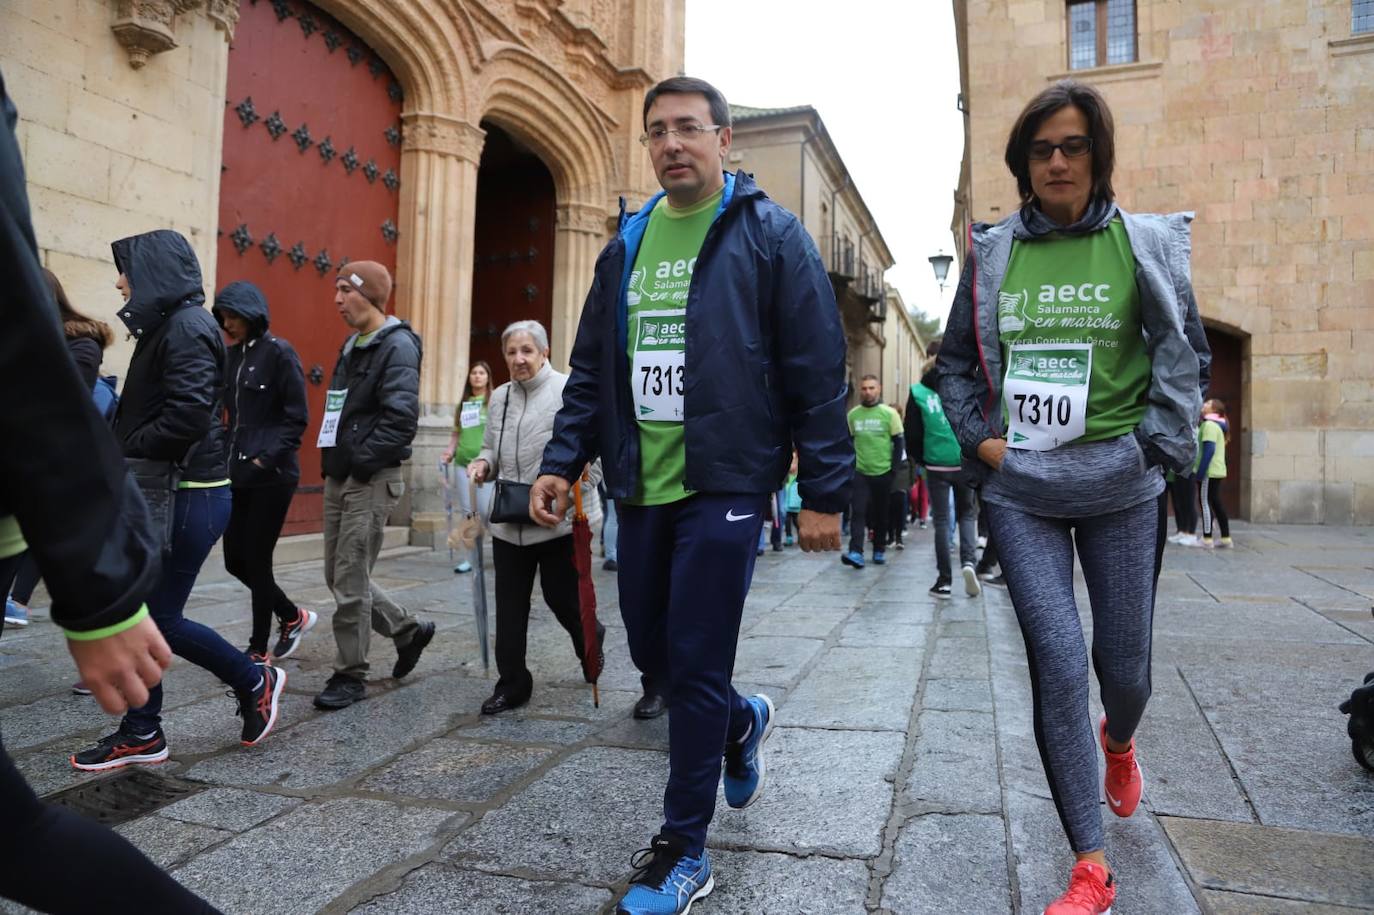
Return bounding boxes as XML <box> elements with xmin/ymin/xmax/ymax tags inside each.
<box><xmin>1</xmin><ymin>519</ymin><xmax>1372</xmax><ymax>914</ymax></box>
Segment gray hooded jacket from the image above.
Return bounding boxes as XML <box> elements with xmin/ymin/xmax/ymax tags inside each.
<box><xmin>937</xmin><ymin>204</ymin><xmax>1210</xmax><ymax>514</ymax></box>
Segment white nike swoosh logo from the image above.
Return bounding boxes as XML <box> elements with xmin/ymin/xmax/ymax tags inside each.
<box><xmin>725</xmin><ymin>510</ymin><xmax>755</xmax><ymax>522</ymax></box>
<box><xmin>1107</xmin><ymin>794</ymin><xmax>1123</xmax><ymax>808</ymax></box>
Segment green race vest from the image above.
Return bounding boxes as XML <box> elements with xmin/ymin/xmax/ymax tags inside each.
<box><xmin>998</xmin><ymin>219</ymin><xmax>1149</xmax><ymax>444</ymax></box>
<box><xmin>847</xmin><ymin>403</ymin><xmax>902</xmax><ymax>476</ymax></box>
<box><xmin>624</xmin><ymin>188</ymin><xmax>722</xmax><ymax>505</ymax></box>
<box><xmin>909</xmin><ymin>382</ymin><xmax>961</xmax><ymax>468</ymax></box>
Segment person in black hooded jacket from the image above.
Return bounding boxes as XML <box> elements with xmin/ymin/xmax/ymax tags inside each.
<box><xmin>0</xmin><ymin>66</ymin><xmax>221</xmax><ymax>914</ymax></box>
<box><xmin>70</xmin><ymin>230</ymin><xmax>286</xmax><ymax>772</ymax></box>
<box><xmin>213</xmin><ymin>281</ymin><xmax>315</xmax><ymax>662</ymax></box>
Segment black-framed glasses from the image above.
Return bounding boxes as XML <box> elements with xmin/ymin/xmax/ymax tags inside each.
<box><xmin>1027</xmin><ymin>136</ymin><xmax>1093</xmax><ymax>160</ymax></box>
<box><xmin>639</xmin><ymin>124</ymin><xmax>723</xmax><ymax>147</ymax></box>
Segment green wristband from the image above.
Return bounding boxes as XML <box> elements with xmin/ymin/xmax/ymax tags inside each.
<box><xmin>63</xmin><ymin>605</ymin><xmax>150</xmax><ymax>642</ymax></box>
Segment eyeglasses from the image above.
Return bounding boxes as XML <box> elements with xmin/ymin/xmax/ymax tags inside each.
<box><xmin>639</xmin><ymin>124</ymin><xmax>723</xmax><ymax>147</ymax></box>
<box><xmin>1027</xmin><ymin>136</ymin><xmax>1093</xmax><ymax>160</ymax></box>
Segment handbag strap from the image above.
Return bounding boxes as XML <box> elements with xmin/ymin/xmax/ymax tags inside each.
<box><xmin>495</xmin><ymin>385</ymin><xmax>511</xmax><ymax>479</ymax></box>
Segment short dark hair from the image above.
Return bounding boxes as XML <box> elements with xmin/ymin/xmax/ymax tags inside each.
<box><xmin>1004</xmin><ymin>79</ymin><xmax>1116</xmax><ymax>208</ymax></box>
<box><xmin>860</xmin><ymin>373</ymin><xmax>880</xmax><ymax>383</ymax></box>
<box><xmin>643</xmin><ymin>77</ymin><xmax>731</xmax><ymax>131</ymax></box>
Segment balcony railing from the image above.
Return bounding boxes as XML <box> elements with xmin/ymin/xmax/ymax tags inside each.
<box><xmin>821</xmin><ymin>235</ymin><xmax>856</xmax><ymax>279</ymax></box>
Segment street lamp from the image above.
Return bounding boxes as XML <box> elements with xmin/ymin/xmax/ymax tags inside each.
<box><xmin>928</xmin><ymin>251</ymin><xmax>954</xmax><ymax>294</ymax></box>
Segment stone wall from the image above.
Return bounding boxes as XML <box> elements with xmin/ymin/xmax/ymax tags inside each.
<box><xmin>2</xmin><ymin>0</ymin><xmax>229</xmax><ymax>380</ymax></box>
<box><xmin>955</xmin><ymin>0</ymin><xmax>1374</xmax><ymax>523</ymax></box>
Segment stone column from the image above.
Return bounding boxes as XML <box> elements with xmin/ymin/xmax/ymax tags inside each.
<box><xmin>396</xmin><ymin>113</ymin><xmax>485</xmax><ymax>414</ymax></box>
<box><xmin>550</xmin><ymin>201</ymin><xmax>611</xmax><ymax>370</ymax></box>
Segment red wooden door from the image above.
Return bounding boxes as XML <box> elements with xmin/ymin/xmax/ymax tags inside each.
<box><xmin>217</xmin><ymin>0</ymin><xmax>402</xmax><ymax>534</ymax></box>
<box><xmin>470</xmin><ymin>124</ymin><xmax>557</xmax><ymax>385</ymax></box>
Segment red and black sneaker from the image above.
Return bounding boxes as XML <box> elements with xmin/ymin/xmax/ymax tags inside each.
<box><xmin>237</xmin><ymin>665</ymin><xmax>286</xmax><ymax>747</ymax></box>
<box><xmin>71</xmin><ymin>729</ymin><xmax>169</xmax><ymax>772</ymax></box>
<box><xmin>271</xmin><ymin>608</ymin><xmax>318</xmax><ymax>661</ymax></box>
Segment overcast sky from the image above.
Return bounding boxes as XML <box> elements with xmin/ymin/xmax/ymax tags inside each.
<box><xmin>685</xmin><ymin>1</ymin><xmax>965</xmax><ymax>326</ymax></box>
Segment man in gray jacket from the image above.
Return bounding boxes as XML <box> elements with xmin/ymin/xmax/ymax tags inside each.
<box><xmin>314</xmin><ymin>260</ymin><xmax>435</xmax><ymax>710</ymax></box>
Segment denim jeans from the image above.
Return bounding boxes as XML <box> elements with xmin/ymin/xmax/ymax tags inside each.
<box><xmin>601</xmin><ymin>497</ymin><xmax>618</xmax><ymax>563</ymax></box>
<box><xmin>123</xmin><ymin>486</ymin><xmax>259</xmax><ymax>736</ymax></box>
<box><xmin>927</xmin><ymin>469</ymin><xmax>979</xmax><ymax>580</ymax></box>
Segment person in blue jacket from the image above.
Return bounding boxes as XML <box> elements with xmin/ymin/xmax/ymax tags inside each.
<box><xmin>530</xmin><ymin>77</ymin><xmax>852</xmax><ymax>915</ymax></box>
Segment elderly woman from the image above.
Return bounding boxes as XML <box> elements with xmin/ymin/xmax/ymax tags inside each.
<box><xmin>467</xmin><ymin>321</ymin><xmax>601</xmax><ymax>715</ymax></box>
<box><xmin>937</xmin><ymin>81</ymin><xmax>1209</xmax><ymax>915</ymax></box>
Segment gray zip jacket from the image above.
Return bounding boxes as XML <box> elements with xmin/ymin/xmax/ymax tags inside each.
<box><xmin>937</xmin><ymin>204</ymin><xmax>1211</xmax><ymax>483</ymax></box>
<box><xmin>478</xmin><ymin>361</ymin><xmax>601</xmax><ymax>546</ymax></box>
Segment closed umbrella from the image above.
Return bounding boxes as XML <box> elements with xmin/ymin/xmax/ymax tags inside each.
<box><xmin>449</xmin><ymin>477</ymin><xmax>490</xmax><ymax>673</ymax></box>
<box><xmin>572</xmin><ymin>476</ymin><xmax>603</xmax><ymax>707</ymax></box>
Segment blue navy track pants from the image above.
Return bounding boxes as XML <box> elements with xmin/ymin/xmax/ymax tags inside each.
<box><xmin>617</xmin><ymin>492</ymin><xmax>765</xmax><ymax>855</ymax></box>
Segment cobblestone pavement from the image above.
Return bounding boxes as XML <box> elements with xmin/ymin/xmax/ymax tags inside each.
<box><xmin>1</xmin><ymin>519</ymin><xmax>1372</xmax><ymax>914</ymax></box>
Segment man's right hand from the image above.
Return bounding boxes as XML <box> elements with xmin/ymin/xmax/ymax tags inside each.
<box><xmin>530</xmin><ymin>474</ymin><xmax>571</xmax><ymax>528</ymax></box>
<box><xmin>467</xmin><ymin>459</ymin><xmax>490</xmax><ymax>484</ymax></box>
<box><xmin>977</xmin><ymin>438</ymin><xmax>1007</xmax><ymax>470</ymax></box>
<box><xmin>66</xmin><ymin>616</ymin><xmax>172</xmax><ymax>715</ymax></box>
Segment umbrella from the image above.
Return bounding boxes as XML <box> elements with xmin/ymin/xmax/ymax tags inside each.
<box><xmin>572</xmin><ymin>475</ymin><xmax>603</xmax><ymax>707</ymax></box>
<box><xmin>449</xmin><ymin>477</ymin><xmax>490</xmax><ymax>673</ymax></box>
<box><xmin>438</xmin><ymin>459</ymin><xmax>455</xmax><ymax>565</ymax></box>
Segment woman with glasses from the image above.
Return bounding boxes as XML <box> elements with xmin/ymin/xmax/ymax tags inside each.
<box><xmin>937</xmin><ymin>80</ymin><xmax>1209</xmax><ymax>915</ymax></box>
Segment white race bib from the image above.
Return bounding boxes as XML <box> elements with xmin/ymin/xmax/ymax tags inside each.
<box><xmin>459</xmin><ymin>400</ymin><xmax>483</xmax><ymax>429</ymax></box>
<box><xmin>631</xmin><ymin>309</ymin><xmax>686</xmax><ymax>422</ymax></box>
<box><xmin>317</xmin><ymin>388</ymin><xmax>347</xmax><ymax>448</ymax></box>
<box><xmin>1003</xmin><ymin>343</ymin><xmax>1090</xmax><ymax>451</ymax></box>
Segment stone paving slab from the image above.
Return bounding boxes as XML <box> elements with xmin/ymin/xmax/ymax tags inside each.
<box><xmin>173</xmin><ymin>798</ymin><xmax>460</xmax><ymax>915</ymax></box>
<box><xmin>349</xmin><ymin>863</ymin><xmax>612</xmax><ymax>914</ymax></box>
<box><xmin>784</xmin><ymin>645</ymin><xmax>922</xmax><ymax>731</ymax></box>
<box><xmin>712</xmin><ymin>726</ymin><xmax>905</xmax><ymax>857</ymax></box>
<box><xmin>882</xmin><ymin>813</ymin><xmax>1011</xmax><ymax>914</ymax></box>
<box><xmin>360</xmin><ymin>737</ymin><xmax>556</xmax><ymax>806</ymax></box>
<box><xmin>444</xmin><ymin>745</ymin><xmax>665</xmax><ymax>885</ymax></box>
<box><xmin>1160</xmin><ymin>816</ymin><xmax>1374</xmax><ymax>909</ymax></box>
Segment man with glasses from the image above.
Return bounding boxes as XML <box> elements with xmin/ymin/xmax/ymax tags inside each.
<box><xmin>532</xmin><ymin>76</ymin><xmax>852</xmax><ymax>914</ymax></box>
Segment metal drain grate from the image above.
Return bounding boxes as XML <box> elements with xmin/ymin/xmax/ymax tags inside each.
<box><xmin>46</xmin><ymin>768</ymin><xmax>206</xmax><ymax>826</ymax></box>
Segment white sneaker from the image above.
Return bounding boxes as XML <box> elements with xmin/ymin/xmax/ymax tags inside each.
<box><xmin>962</xmin><ymin>564</ymin><xmax>982</xmax><ymax>597</ymax></box>
<box><xmin>1173</xmin><ymin>533</ymin><xmax>1198</xmax><ymax>547</ymax></box>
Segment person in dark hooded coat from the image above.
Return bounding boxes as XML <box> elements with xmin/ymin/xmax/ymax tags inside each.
<box><xmin>213</xmin><ymin>281</ymin><xmax>315</xmax><ymax>662</ymax></box>
<box><xmin>70</xmin><ymin>230</ymin><xmax>287</xmax><ymax>772</ymax></box>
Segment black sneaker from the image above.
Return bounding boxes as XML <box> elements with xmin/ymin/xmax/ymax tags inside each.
<box><xmin>984</xmin><ymin>573</ymin><xmax>1008</xmax><ymax>590</ymax></box>
<box><xmin>314</xmin><ymin>672</ymin><xmax>366</xmax><ymax>710</ymax></box>
<box><xmin>71</xmin><ymin>728</ymin><xmax>169</xmax><ymax>771</ymax></box>
<box><xmin>604</xmin><ymin>559</ymin><xmax>619</xmax><ymax>572</ymax></box>
<box><xmin>272</xmin><ymin>608</ymin><xmax>318</xmax><ymax>661</ymax></box>
<box><xmin>237</xmin><ymin>665</ymin><xmax>285</xmax><ymax>746</ymax></box>
<box><xmin>929</xmin><ymin>578</ymin><xmax>952</xmax><ymax>600</ymax></box>
<box><xmin>393</xmin><ymin>620</ymin><xmax>436</xmax><ymax>679</ymax></box>
<box><xmin>245</xmin><ymin>649</ymin><xmax>271</xmax><ymax>666</ymax></box>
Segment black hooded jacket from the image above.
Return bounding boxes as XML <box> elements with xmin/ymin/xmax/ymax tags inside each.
<box><xmin>111</xmin><ymin>230</ymin><xmax>229</xmax><ymax>483</ymax></box>
<box><xmin>213</xmin><ymin>282</ymin><xmax>308</xmax><ymax>487</ymax></box>
<box><xmin>0</xmin><ymin>70</ymin><xmax>159</xmax><ymax>635</ymax></box>
<box><xmin>320</xmin><ymin>317</ymin><xmax>422</xmax><ymax>483</ymax></box>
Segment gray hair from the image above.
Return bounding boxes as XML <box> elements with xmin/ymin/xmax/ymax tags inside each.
<box><xmin>501</xmin><ymin>319</ymin><xmax>549</xmax><ymax>352</ymax></box>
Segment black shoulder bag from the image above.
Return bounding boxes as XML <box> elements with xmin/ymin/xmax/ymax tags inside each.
<box><xmin>488</xmin><ymin>387</ymin><xmax>533</xmax><ymax>525</ymax></box>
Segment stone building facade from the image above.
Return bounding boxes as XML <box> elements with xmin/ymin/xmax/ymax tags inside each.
<box><xmin>728</xmin><ymin>105</ymin><xmax>914</xmax><ymax>406</ymax></box>
<box><xmin>2</xmin><ymin>0</ymin><xmax>684</xmax><ymax>533</ymax></box>
<box><xmin>951</xmin><ymin>0</ymin><xmax>1374</xmax><ymax>523</ymax></box>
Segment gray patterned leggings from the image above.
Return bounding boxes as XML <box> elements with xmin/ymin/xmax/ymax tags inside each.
<box><xmin>987</xmin><ymin>493</ymin><xmax>1167</xmax><ymax>852</ymax></box>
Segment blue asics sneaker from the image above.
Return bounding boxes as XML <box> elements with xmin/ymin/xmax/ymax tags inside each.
<box><xmin>724</xmin><ymin>693</ymin><xmax>775</xmax><ymax>809</ymax></box>
<box><xmin>617</xmin><ymin>834</ymin><xmax>713</xmax><ymax>915</ymax></box>
<box><xmin>872</xmin><ymin>550</ymin><xmax>887</xmax><ymax>565</ymax></box>
<box><xmin>841</xmin><ymin>550</ymin><xmax>865</xmax><ymax>569</ymax></box>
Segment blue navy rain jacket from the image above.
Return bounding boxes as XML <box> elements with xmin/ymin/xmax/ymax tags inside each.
<box><xmin>539</xmin><ymin>170</ymin><xmax>854</xmax><ymax>513</ymax></box>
